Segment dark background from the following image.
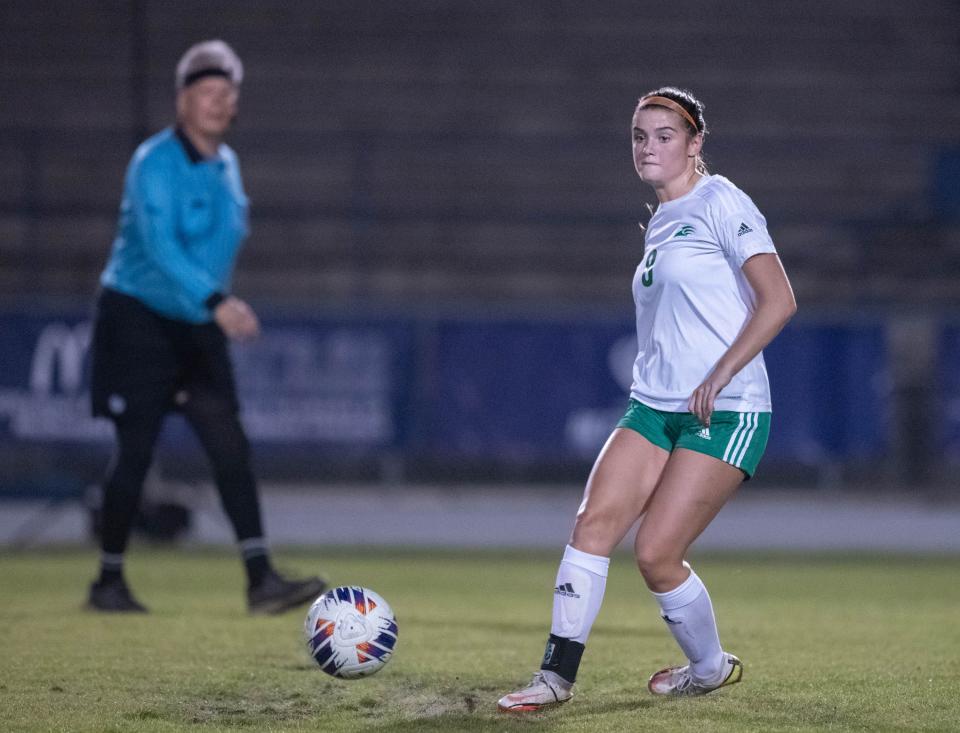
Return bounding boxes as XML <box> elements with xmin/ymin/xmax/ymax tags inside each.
<box><xmin>1</xmin><ymin>1</ymin><xmax>959</xmax><ymax>498</ymax></box>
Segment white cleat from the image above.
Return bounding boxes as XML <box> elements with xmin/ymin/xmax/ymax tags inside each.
<box><xmin>497</xmin><ymin>671</ymin><xmax>574</xmax><ymax>712</ymax></box>
<box><xmin>647</xmin><ymin>653</ymin><xmax>743</xmax><ymax>697</ymax></box>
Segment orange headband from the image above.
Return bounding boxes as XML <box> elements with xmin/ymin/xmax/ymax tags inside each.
<box><xmin>638</xmin><ymin>95</ymin><xmax>699</xmax><ymax>132</ymax></box>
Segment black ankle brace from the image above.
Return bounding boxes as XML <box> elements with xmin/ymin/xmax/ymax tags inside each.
<box><xmin>540</xmin><ymin>633</ymin><xmax>585</xmax><ymax>684</ymax></box>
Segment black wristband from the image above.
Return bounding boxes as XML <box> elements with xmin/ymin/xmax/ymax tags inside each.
<box><xmin>205</xmin><ymin>292</ymin><xmax>226</xmax><ymax>311</ymax></box>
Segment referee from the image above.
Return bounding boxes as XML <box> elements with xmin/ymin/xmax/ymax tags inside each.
<box><xmin>87</xmin><ymin>40</ymin><xmax>325</xmax><ymax>614</ymax></box>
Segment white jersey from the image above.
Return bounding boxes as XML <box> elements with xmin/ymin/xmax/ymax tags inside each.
<box><xmin>630</xmin><ymin>174</ymin><xmax>777</xmax><ymax>413</ymax></box>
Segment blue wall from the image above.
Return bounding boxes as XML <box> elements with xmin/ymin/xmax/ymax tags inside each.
<box><xmin>0</xmin><ymin>308</ymin><xmax>899</xmax><ymax>494</ymax></box>
<box><xmin>938</xmin><ymin>325</ymin><xmax>960</xmax><ymax>461</ymax></box>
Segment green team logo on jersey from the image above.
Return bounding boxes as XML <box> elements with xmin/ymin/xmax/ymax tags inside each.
<box><xmin>673</xmin><ymin>224</ymin><xmax>695</xmax><ymax>237</ymax></box>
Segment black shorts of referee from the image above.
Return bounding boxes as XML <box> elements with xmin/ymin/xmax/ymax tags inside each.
<box><xmin>90</xmin><ymin>288</ymin><xmax>240</xmax><ymax>420</ymax></box>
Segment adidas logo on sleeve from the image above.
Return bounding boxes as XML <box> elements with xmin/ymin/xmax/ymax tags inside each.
<box><xmin>736</xmin><ymin>222</ymin><xmax>753</xmax><ymax>236</ymax></box>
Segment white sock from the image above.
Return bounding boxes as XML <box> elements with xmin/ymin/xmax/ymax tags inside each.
<box><xmin>651</xmin><ymin>567</ymin><xmax>725</xmax><ymax>683</ymax></box>
<box><xmin>550</xmin><ymin>544</ymin><xmax>609</xmax><ymax>644</ymax></box>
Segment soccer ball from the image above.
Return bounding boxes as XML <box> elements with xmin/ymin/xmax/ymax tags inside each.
<box><xmin>304</xmin><ymin>586</ymin><xmax>398</xmax><ymax>679</ymax></box>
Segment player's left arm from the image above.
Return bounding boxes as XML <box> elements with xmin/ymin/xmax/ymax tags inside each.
<box><xmin>688</xmin><ymin>253</ymin><xmax>797</xmax><ymax>425</ymax></box>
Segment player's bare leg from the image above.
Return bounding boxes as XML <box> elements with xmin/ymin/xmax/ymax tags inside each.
<box><xmin>498</xmin><ymin>429</ymin><xmax>668</xmax><ymax>712</ymax></box>
<box><xmin>634</xmin><ymin>449</ymin><xmax>745</xmax><ymax>695</ymax></box>
<box><xmin>571</xmin><ymin>428</ymin><xmax>670</xmax><ymax>556</ymax></box>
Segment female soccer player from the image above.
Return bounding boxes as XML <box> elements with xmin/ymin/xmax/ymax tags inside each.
<box><xmin>497</xmin><ymin>87</ymin><xmax>797</xmax><ymax>711</ymax></box>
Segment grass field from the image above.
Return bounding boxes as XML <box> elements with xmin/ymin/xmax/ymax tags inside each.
<box><xmin>1</xmin><ymin>547</ymin><xmax>959</xmax><ymax>732</ymax></box>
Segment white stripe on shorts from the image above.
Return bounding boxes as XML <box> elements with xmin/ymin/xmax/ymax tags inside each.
<box><xmin>722</xmin><ymin>412</ymin><xmax>747</xmax><ymax>463</ymax></box>
<box><xmin>733</xmin><ymin>413</ymin><xmax>759</xmax><ymax>467</ymax></box>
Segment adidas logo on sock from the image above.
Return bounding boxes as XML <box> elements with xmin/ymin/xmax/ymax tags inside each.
<box><xmin>554</xmin><ymin>582</ymin><xmax>581</xmax><ymax>598</ymax></box>
<box><xmin>737</xmin><ymin>222</ymin><xmax>753</xmax><ymax>236</ymax></box>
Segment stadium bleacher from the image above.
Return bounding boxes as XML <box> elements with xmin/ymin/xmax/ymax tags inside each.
<box><xmin>1</xmin><ymin>0</ymin><xmax>958</xmax><ymax>305</ymax></box>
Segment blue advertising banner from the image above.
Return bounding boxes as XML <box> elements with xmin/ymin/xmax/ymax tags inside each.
<box><xmin>0</xmin><ymin>312</ymin><xmax>415</xmax><ymax>452</ymax></box>
<box><xmin>0</xmin><ymin>309</ymin><xmax>891</xmax><ymax>494</ymax></box>
<box><xmin>231</xmin><ymin>318</ymin><xmax>415</xmax><ymax>448</ymax></box>
<box><xmin>939</xmin><ymin>325</ymin><xmax>960</xmax><ymax>461</ymax></box>
<box><xmin>416</xmin><ymin>318</ymin><xmax>636</xmax><ymax>462</ymax></box>
<box><xmin>763</xmin><ymin>323</ymin><xmax>890</xmax><ymax>463</ymax></box>
<box><xmin>416</xmin><ymin>318</ymin><xmax>890</xmax><ymax>466</ymax></box>
<box><xmin>0</xmin><ymin>314</ymin><xmax>110</xmax><ymax>443</ymax></box>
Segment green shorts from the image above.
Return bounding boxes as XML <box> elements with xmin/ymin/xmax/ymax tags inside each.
<box><xmin>617</xmin><ymin>398</ymin><xmax>771</xmax><ymax>478</ymax></box>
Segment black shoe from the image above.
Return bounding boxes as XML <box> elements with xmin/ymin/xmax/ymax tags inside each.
<box><xmin>87</xmin><ymin>579</ymin><xmax>149</xmax><ymax>613</ymax></box>
<box><xmin>247</xmin><ymin>570</ymin><xmax>327</xmax><ymax>615</ymax></box>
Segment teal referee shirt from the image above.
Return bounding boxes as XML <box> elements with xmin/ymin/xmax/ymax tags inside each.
<box><xmin>100</xmin><ymin>127</ymin><xmax>249</xmax><ymax>323</ymax></box>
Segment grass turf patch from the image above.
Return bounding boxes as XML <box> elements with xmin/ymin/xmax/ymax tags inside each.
<box><xmin>1</xmin><ymin>547</ymin><xmax>958</xmax><ymax>732</ymax></box>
